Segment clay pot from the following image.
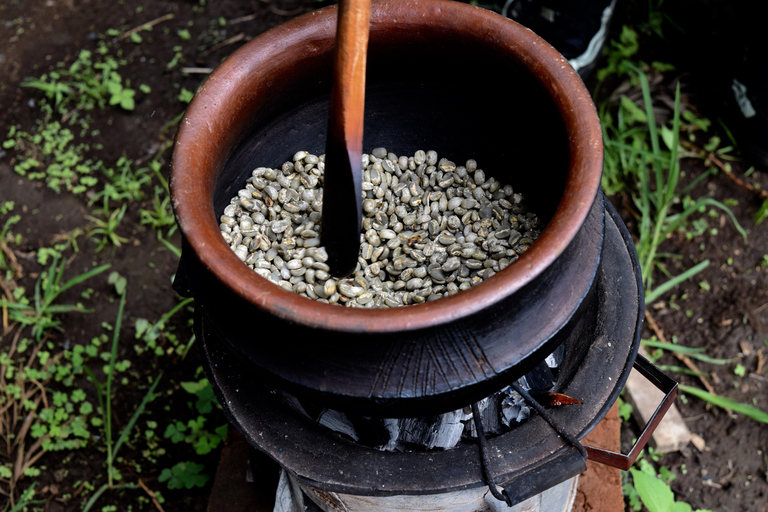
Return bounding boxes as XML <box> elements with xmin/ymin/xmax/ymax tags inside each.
<box><xmin>170</xmin><ymin>0</ymin><xmax>605</xmax><ymax>417</ymax></box>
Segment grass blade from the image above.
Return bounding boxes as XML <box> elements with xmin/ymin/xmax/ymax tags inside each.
<box><xmin>56</xmin><ymin>263</ymin><xmax>112</xmax><ymax>296</ymax></box>
<box><xmin>157</xmin><ymin>232</ymin><xmax>181</xmax><ymax>258</ymax></box>
<box><xmin>644</xmin><ymin>259</ymin><xmax>709</xmax><ymax>304</ymax></box>
<box><xmin>81</xmin><ymin>483</ymin><xmax>137</xmax><ymax>512</ymax></box>
<box><xmin>105</xmin><ymin>290</ymin><xmax>126</xmax><ymax>486</ymax></box>
<box><xmin>642</xmin><ymin>338</ymin><xmax>739</xmax><ymax>364</ymax></box>
<box><xmin>655</xmin><ymin>365</ymin><xmax>709</xmax><ymax>377</ymax></box>
<box><xmin>663</xmin><ymin>83</ymin><xmax>682</xmax><ymax>207</ymax></box>
<box><xmin>112</xmin><ymin>372</ymin><xmax>163</xmax><ymax>459</ymax></box>
<box><xmin>83</xmin><ymin>365</ymin><xmax>105</xmax><ymax>417</ymax></box>
<box><xmin>679</xmin><ymin>384</ymin><xmax>768</xmax><ymax>424</ymax></box>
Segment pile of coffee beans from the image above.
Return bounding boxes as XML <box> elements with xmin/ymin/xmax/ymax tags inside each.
<box><xmin>219</xmin><ymin>148</ymin><xmax>541</xmax><ymax>307</ymax></box>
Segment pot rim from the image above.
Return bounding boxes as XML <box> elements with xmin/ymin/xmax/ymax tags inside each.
<box><xmin>170</xmin><ymin>0</ymin><xmax>603</xmax><ymax>333</ymax></box>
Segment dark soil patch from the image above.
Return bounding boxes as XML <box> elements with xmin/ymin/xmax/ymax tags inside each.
<box><xmin>1</xmin><ymin>0</ymin><xmax>767</xmax><ymax>511</ymax></box>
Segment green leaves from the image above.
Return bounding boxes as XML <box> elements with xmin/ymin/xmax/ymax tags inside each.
<box><xmin>158</xmin><ymin>462</ymin><xmax>209</xmax><ymax>489</ymax></box>
<box><xmin>600</xmin><ymin>62</ymin><xmax>745</xmax><ymax>305</ymax></box>
<box><xmin>0</xmin><ymin>256</ymin><xmax>110</xmax><ymax>341</ymax></box>
<box><xmin>108</xmin><ymin>271</ymin><xmax>127</xmax><ymax>296</ymax></box>
<box><xmin>629</xmin><ymin>469</ymin><xmax>712</xmax><ymax>512</ymax></box>
<box><xmin>630</xmin><ymin>469</ymin><xmax>675</xmax><ymax>512</ymax></box>
<box><xmin>180</xmin><ymin>378</ymin><xmax>218</xmax><ymax>414</ymax></box>
<box><xmin>107</xmin><ymin>80</ymin><xmax>136</xmax><ymax>111</ymax></box>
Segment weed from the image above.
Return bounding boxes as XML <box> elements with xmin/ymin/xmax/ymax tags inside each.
<box><xmin>163</xmin><ymin>416</ymin><xmax>228</xmax><ymax>456</ymax></box>
<box><xmin>133</xmin><ymin>297</ymin><xmax>194</xmax><ymax>358</ymax></box>
<box><xmin>0</xmin><ymin>213</ymin><xmax>22</xmax><ymax>277</ymax></box>
<box><xmin>107</xmin><ymin>271</ymin><xmax>127</xmax><ymax>296</ymax></box>
<box><xmin>20</xmin><ymin>48</ymin><xmax>138</xmax><ymax>113</ymax></box>
<box><xmin>642</xmin><ymin>339</ymin><xmax>739</xmax><ymax>365</ymax></box>
<box><xmin>599</xmin><ymin>59</ymin><xmax>746</xmax><ymax>304</ymax></box>
<box><xmin>81</xmin><ymin>289</ymin><xmax>163</xmax><ymax>511</ymax></box>
<box><xmin>93</xmin><ymin>155</ymin><xmax>153</xmax><ymax>205</ymax></box>
<box><xmin>622</xmin><ymin>449</ymin><xmax>712</xmax><ymax>512</ymax></box>
<box><xmin>86</xmin><ymin>201</ymin><xmax>130</xmax><ymax>253</ymax></box>
<box><xmin>139</xmin><ymin>186</ymin><xmax>177</xmax><ymax>235</ymax></box>
<box><xmin>618</xmin><ymin>396</ymin><xmax>633</xmax><ymax>422</ymax></box>
<box><xmin>0</xmin><ymin>319</ymin><xmax>105</xmax><ymax>506</ymax></box>
<box><xmin>5</xmin><ymin>119</ymin><xmax>102</xmax><ymax>195</ymax></box>
<box><xmin>755</xmin><ymin>198</ymin><xmax>768</xmax><ymax>225</ymax></box>
<box><xmin>0</xmin><ymin>256</ymin><xmax>110</xmax><ymax>342</ymax></box>
<box><xmin>637</xmin><ymin>0</ymin><xmax>682</xmax><ymax>38</ymax></box>
<box><xmin>628</xmin><ymin>467</ymin><xmax>711</xmax><ymax>512</ymax></box>
<box><xmin>155</xmin><ymin>374</ymin><xmax>225</xmax><ymax>491</ymax></box>
<box><xmin>678</xmin><ymin>385</ymin><xmax>768</xmax><ymax>424</ymax></box>
<box><xmin>158</xmin><ymin>461</ymin><xmax>208</xmax><ymax>490</ymax></box>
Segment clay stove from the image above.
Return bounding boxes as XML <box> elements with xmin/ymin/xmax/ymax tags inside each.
<box><xmin>169</xmin><ymin>2</ymin><xmax>677</xmax><ymax>510</ymax></box>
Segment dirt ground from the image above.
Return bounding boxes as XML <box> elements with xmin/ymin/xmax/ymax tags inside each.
<box><xmin>1</xmin><ymin>0</ymin><xmax>767</xmax><ymax>511</ymax></box>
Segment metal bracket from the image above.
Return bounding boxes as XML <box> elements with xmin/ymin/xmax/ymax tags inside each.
<box><xmin>584</xmin><ymin>354</ymin><xmax>678</xmax><ymax>470</ymax></box>
<box><xmin>476</xmin><ymin>354</ymin><xmax>677</xmax><ymax>507</ymax></box>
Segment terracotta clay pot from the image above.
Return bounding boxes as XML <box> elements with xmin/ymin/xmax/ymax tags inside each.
<box><xmin>170</xmin><ymin>0</ymin><xmax>605</xmax><ymax>417</ymax></box>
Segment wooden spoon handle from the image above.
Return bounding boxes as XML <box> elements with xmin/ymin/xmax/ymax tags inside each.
<box><xmin>321</xmin><ymin>0</ymin><xmax>371</xmax><ymax>278</ymax></box>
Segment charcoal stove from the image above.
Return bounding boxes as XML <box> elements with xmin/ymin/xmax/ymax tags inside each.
<box><xmin>169</xmin><ymin>1</ymin><xmax>677</xmax><ymax>510</ymax></box>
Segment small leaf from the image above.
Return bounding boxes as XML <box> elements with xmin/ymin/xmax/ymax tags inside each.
<box><xmin>660</xmin><ymin>125</ymin><xmax>676</xmax><ymax>152</ymax></box>
<box><xmin>620</xmin><ymin>95</ymin><xmax>647</xmax><ymax>124</ymax></box>
<box><xmin>630</xmin><ymin>468</ymin><xmax>675</xmax><ymax>512</ymax></box>
<box><xmin>180</xmin><ymin>379</ymin><xmax>207</xmax><ymax>394</ymax></box>
<box><xmin>135</xmin><ymin>318</ymin><xmax>150</xmax><ymax>338</ymax></box>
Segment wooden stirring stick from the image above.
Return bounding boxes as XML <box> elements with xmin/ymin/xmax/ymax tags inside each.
<box><xmin>321</xmin><ymin>0</ymin><xmax>371</xmax><ymax>278</ymax></box>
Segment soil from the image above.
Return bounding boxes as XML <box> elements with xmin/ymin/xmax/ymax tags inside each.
<box><xmin>1</xmin><ymin>1</ymin><xmax>767</xmax><ymax>511</ymax></box>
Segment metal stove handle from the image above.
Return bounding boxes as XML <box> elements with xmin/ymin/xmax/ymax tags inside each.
<box><xmin>584</xmin><ymin>354</ymin><xmax>678</xmax><ymax>470</ymax></box>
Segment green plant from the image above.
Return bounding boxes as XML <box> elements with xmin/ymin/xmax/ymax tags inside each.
<box><xmin>600</xmin><ymin>63</ymin><xmax>746</xmax><ymax>304</ymax></box>
<box><xmin>678</xmin><ymin>385</ymin><xmax>768</xmax><ymax>424</ymax></box>
<box><xmin>82</xmin><ymin>290</ymin><xmax>163</xmax><ymax>511</ymax></box>
<box><xmin>0</xmin><ymin>319</ymin><xmax>105</xmax><ymax>507</ymax></box>
<box><xmin>139</xmin><ymin>186</ymin><xmax>177</xmax><ymax>235</ymax></box>
<box><xmin>6</xmin><ymin>483</ymin><xmax>46</xmax><ymax>512</ymax></box>
<box><xmin>20</xmin><ymin>48</ymin><xmax>138</xmax><ymax>113</ymax></box>
<box><xmin>5</xmin><ymin>120</ymin><xmax>102</xmax><ymax>195</ymax></box>
<box><xmin>163</xmin><ymin>416</ymin><xmax>227</xmax><ymax>456</ymax></box>
<box><xmin>0</xmin><ymin>212</ymin><xmax>22</xmax><ymax>275</ymax></box>
<box><xmin>642</xmin><ymin>339</ymin><xmax>739</xmax><ymax>366</ymax></box>
<box><xmin>156</xmin><ymin>375</ymin><xmax>225</xmax><ymax>491</ymax></box>
<box><xmin>92</xmin><ymin>155</ymin><xmax>153</xmax><ymax>205</ymax></box>
<box><xmin>158</xmin><ymin>461</ymin><xmax>208</xmax><ymax>490</ymax></box>
<box><xmin>637</xmin><ymin>0</ymin><xmax>682</xmax><ymax>38</ymax></box>
<box><xmin>595</xmin><ymin>25</ymin><xmax>641</xmax><ymax>95</ymax></box>
<box><xmin>133</xmin><ymin>297</ymin><xmax>194</xmax><ymax>357</ymax></box>
<box><xmin>628</xmin><ymin>467</ymin><xmax>710</xmax><ymax>512</ymax></box>
<box><xmin>623</xmin><ymin>450</ymin><xmax>711</xmax><ymax>512</ymax></box>
<box><xmin>86</xmin><ymin>201</ymin><xmax>129</xmax><ymax>252</ymax></box>
<box><xmin>0</xmin><ymin>256</ymin><xmax>110</xmax><ymax>342</ymax></box>
<box><xmin>755</xmin><ymin>198</ymin><xmax>768</xmax><ymax>225</ymax></box>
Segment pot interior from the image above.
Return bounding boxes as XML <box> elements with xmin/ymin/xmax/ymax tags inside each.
<box><xmin>216</xmin><ymin>26</ymin><xmax>569</xmax><ymax>229</ymax></box>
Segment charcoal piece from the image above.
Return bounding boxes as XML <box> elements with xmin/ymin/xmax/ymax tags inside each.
<box><xmin>465</xmin><ymin>397</ymin><xmax>503</xmax><ymax>438</ymax></box>
<box><xmin>397</xmin><ymin>408</ymin><xmax>471</xmax><ymax>450</ymax></box>
<box><xmin>517</xmin><ymin>359</ymin><xmax>556</xmax><ymax>392</ymax></box>
<box><xmin>317</xmin><ymin>409</ymin><xmax>359</xmax><ymax>441</ymax></box>
<box><xmin>500</xmin><ymin>388</ymin><xmax>531</xmax><ymax>427</ymax></box>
